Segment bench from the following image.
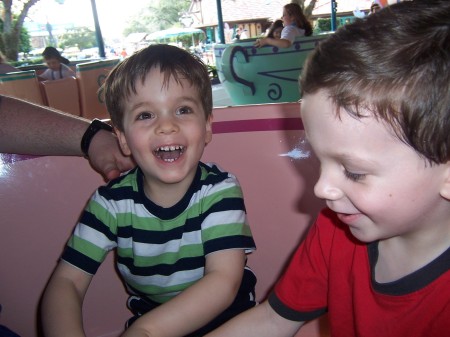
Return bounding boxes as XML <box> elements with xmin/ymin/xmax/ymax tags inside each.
<box><xmin>0</xmin><ymin>102</ymin><xmax>328</xmax><ymax>337</ymax></box>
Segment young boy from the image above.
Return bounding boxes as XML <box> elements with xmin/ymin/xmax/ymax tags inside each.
<box><xmin>206</xmin><ymin>1</ymin><xmax>450</xmax><ymax>337</ymax></box>
<box><xmin>41</xmin><ymin>44</ymin><xmax>257</xmax><ymax>337</ymax></box>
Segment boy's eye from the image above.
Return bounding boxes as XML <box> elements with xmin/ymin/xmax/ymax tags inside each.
<box><xmin>176</xmin><ymin>106</ymin><xmax>192</xmax><ymax>115</ymax></box>
<box><xmin>137</xmin><ymin>112</ymin><xmax>153</xmax><ymax>120</ymax></box>
<box><xmin>344</xmin><ymin>169</ymin><xmax>366</xmax><ymax>182</ymax></box>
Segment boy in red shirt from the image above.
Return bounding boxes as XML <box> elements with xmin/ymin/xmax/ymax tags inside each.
<box><xmin>206</xmin><ymin>1</ymin><xmax>450</xmax><ymax>336</ymax></box>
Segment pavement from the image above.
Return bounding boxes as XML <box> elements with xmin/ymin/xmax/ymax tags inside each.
<box><xmin>212</xmin><ymin>83</ymin><xmax>233</xmax><ymax>107</ymax></box>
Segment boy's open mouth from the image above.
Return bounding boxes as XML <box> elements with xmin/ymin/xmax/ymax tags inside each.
<box><xmin>154</xmin><ymin>145</ymin><xmax>185</xmax><ymax>162</ymax></box>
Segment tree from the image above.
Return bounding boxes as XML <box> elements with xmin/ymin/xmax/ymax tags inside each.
<box><xmin>1</xmin><ymin>0</ymin><xmax>41</xmax><ymax>61</ymax></box>
<box><xmin>290</xmin><ymin>0</ymin><xmax>318</xmax><ymax>18</ymax></box>
<box><xmin>124</xmin><ymin>0</ymin><xmax>190</xmax><ymax>36</ymax></box>
<box><xmin>58</xmin><ymin>26</ymin><xmax>96</xmax><ymax>50</ymax></box>
<box><xmin>0</xmin><ymin>16</ymin><xmax>31</xmax><ymax>55</ymax></box>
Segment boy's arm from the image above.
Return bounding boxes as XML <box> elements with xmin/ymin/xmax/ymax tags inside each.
<box><xmin>205</xmin><ymin>300</ymin><xmax>304</xmax><ymax>337</ymax></box>
<box><xmin>122</xmin><ymin>249</ymin><xmax>247</xmax><ymax>337</ymax></box>
<box><xmin>41</xmin><ymin>260</ymin><xmax>93</xmax><ymax>337</ymax></box>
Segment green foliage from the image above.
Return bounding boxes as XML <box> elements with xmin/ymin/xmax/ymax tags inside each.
<box><xmin>11</xmin><ymin>57</ymin><xmax>44</xmax><ymax>67</ymax></box>
<box><xmin>207</xmin><ymin>64</ymin><xmax>217</xmax><ymax>79</ymax></box>
<box><xmin>0</xmin><ymin>19</ymin><xmax>31</xmax><ymax>55</ymax></box>
<box><xmin>313</xmin><ymin>16</ymin><xmax>358</xmax><ymax>34</ymax></box>
<box><xmin>314</xmin><ymin>18</ymin><xmax>333</xmax><ymax>33</ymax></box>
<box><xmin>124</xmin><ymin>0</ymin><xmax>191</xmax><ymax>36</ymax></box>
<box><xmin>58</xmin><ymin>27</ymin><xmax>97</xmax><ymax>50</ymax></box>
<box><xmin>19</xmin><ymin>25</ymin><xmax>31</xmax><ymax>53</ymax></box>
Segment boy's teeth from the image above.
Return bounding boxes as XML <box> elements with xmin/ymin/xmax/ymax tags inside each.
<box><xmin>159</xmin><ymin>145</ymin><xmax>183</xmax><ymax>151</ymax></box>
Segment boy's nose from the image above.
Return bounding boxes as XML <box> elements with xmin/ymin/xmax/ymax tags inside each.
<box><xmin>156</xmin><ymin>115</ymin><xmax>178</xmax><ymax>134</ymax></box>
<box><xmin>314</xmin><ymin>173</ymin><xmax>344</xmax><ymax>201</ymax></box>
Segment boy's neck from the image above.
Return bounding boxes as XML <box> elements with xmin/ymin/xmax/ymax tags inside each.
<box><xmin>375</xmin><ymin>228</ymin><xmax>450</xmax><ymax>283</ymax></box>
<box><xmin>141</xmin><ymin>167</ymin><xmax>198</xmax><ymax>208</ymax></box>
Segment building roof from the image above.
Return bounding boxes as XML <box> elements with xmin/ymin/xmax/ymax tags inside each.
<box><xmin>189</xmin><ymin>0</ymin><xmax>374</xmax><ymax>26</ymax></box>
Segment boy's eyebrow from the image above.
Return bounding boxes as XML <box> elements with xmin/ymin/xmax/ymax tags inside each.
<box><xmin>334</xmin><ymin>153</ymin><xmax>378</xmax><ymax>166</ymax></box>
<box><xmin>177</xmin><ymin>95</ymin><xmax>200</xmax><ymax>105</ymax></box>
<box><xmin>128</xmin><ymin>95</ymin><xmax>200</xmax><ymax>112</ymax></box>
<box><xmin>128</xmin><ymin>101</ymin><xmax>148</xmax><ymax>112</ymax></box>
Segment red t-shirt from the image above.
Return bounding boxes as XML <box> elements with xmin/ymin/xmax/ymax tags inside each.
<box><xmin>269</xmin><ymin>208</ymin><xmax>450</xmax><ymax>337</ymax></box>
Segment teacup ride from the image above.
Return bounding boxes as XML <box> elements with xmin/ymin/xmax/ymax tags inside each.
<box><xmin>214</xmin><ymin>34</ymin><xmax>331</xmax><ymax>105</ymax></box>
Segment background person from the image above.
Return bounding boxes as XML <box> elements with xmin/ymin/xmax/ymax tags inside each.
<box><xmin>41</xmin><ymin>44</ymin><xmax>257</xmax><ymax>337</ymax></box>
<box><xmin>266</xmin><ymin>19</ymin><xmax>284</xmax><ymax>39</ymax></box>
<box><xmin>39</xmin><ymin>46</ymin><xmax>75</xmax><ymax>80</ymax></box>
<box><xmin>370</xmin><ymin>1</ymin><xmax>381</xmax><ymax>14</ymax></box>
<box><xmin>254</xmin><ymin>3</ymin><xmax>312</xmax><ymax>49</ymax></box>
<box><xmin>0</xmin><ymin>51</ymin><xmax>20</xmax><ymax>74</ymax></box>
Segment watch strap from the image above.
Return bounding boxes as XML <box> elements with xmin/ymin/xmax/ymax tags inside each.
<box><xmin>81</xmin><ymin>119</ymin><xmax>114</xmax><ymax>157</ymax></box>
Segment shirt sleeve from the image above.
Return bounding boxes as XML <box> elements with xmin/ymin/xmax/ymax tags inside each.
<box><xmin>200</xmin><ymin>168</ymin><xmax>256</xmax><ymax>256</ymax></box>
<box><xmin>62</xmin><ymin>64</ymin><xmax>75</xmax><ymax>78</ymax></box>
<box><xmin>61</xmin><ymin>188</ymin><xmax>118</xmax><ymax>275</ymax></box>
<box><xmin>39</xmin><ymin>69</ymin><xmax>52</xmax><ymax>80</ymax></box>
<box><xmin>281</xmin><ymin>25</ymin><xmax>305</xmax><ymax>43</ymax></box>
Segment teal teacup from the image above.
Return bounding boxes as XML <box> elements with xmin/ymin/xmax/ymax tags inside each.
<box><xmin>214</xmin><ymin>35</ymin><xmax>330</xmax><ymax>105</ymax></box>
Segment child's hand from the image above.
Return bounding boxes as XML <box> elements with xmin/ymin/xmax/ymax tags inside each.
<box><xmin>121</xmin><ymin>250</ymin><xmax>247</xmax><ymax>337</ymax></box>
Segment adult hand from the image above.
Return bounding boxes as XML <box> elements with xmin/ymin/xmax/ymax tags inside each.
<box><xmin>88</xmin><ymin>129</ymin><xmax>135</xmax><ymax>181</ymax></box>
<box><xmin>254</xmin><ymin>38</ymin><xmax>269</xmax><ymax>48</ymax></box>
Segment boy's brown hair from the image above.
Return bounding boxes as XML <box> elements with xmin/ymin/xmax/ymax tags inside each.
<box><xmin>301</xmin><ymin>0</ymin><xmax>449</xmax><ymax>164</ymax></box>
<box><xmin>104</xmin><ymin>44</ymin><xmax>213</xmax><ymax>131</ymax></box>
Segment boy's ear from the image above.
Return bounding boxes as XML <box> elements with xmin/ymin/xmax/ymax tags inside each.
<box><xmin>205</xmin><ymin>115</ymin><xmax>213</xmax><ymax>145</ymax></box>
<box><xmin>114</xmin><ymin>127</ymin><xmax>132</xmax><ymax>156</ymax></box>
<box><xmin>440</xmin><ymin>162</ymin><xmax>450</xmax><ymax>200</ymax></box>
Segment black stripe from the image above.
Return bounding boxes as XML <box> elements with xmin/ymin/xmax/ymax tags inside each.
<box><xmin>79</xmin><ymin>211</ymin><xmax>116</xmax><ymax>241</ymax></box>
<box><xmin>62</xmin><ymin>246</ymin><xmax>100</xmax><ymax>274</ymax></box>
<box><xmin>204</xmin><ymin>236</ymin><xmax>256</xmax><ymax>255</ymax></box>
<box><xmin>117</xmin><ymin>255</ymin><xmax>205</xmax><ymax>276</ymax></box>
<box><xmin>268</xmin><ymin>292</ymin><xmax>327</xmax><ymax>322</ymax></box>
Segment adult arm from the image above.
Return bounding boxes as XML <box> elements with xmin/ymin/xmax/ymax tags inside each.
<box><xmin>41</xmin><ymin>261</ymin><xmax>93</xmax><ymax>337</ymax></box>
<box><xmin>0</xmin><ymin>95</ymin><xmax>134</xmax><ymax>180</ymax></box>
<box><xmin>254</xmin><ymin>37</ymin><xmax>292</xmax><ymax>48</ymax></box>
<box><xmin>205</xmin><ymin>300</ymin><xmax>303</xmax><ymax>337</ymax></box>
<box><xmin>121</xmin><ymin>249</ymin><xmax>247</xmax><ymax>337</ymax></box>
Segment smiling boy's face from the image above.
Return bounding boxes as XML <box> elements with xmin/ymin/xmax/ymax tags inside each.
<box><xmin>300</xmin><ymin>90</ymin><xmax>450</xmax><ymax>244</ymax></box>
<box><xmin>116</xmin><ymin>67</ymin><xmax>212</xmax><ymax>202</ymax></box>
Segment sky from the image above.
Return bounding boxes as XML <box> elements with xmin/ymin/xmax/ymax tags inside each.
<box><xmin>25</xmin><ymin>0</ymin><xmax>379</xmax><ymax>40</ymax></box>
<box><xmin>26</xmin><ymin>0</ymin><xmax>151</xmax><ymax>38</ymax></box>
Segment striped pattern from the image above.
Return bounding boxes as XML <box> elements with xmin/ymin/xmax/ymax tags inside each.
<box><xmin>62</xmin><ymin>162</ymin><xmax>255</xmax><ymax>303</ymax></box>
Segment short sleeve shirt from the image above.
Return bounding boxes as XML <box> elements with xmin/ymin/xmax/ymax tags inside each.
<box><xmin>281</xmin><ymin>25</ymin><xmax>305</xmax><ymax>43</ymax></box>
<box><xmin>269</xmin><ymin>208</ymin><xmax>450</xmax><ymax>337</ymax></box>
<box><xmin>61</xmin><ymin>162</ymin><xmax>256</xmax><ymax>304</ymax></box>
<box><xmin>40</xmin><ymin>63</ymin><xmax>75</xmax><ymax>80</ymax></box>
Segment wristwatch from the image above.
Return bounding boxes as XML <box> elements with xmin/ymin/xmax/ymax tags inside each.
<box><xmin>81</xmin><ymin>118</ymin><xmax>114</xmax><ymax>158</ymax></box>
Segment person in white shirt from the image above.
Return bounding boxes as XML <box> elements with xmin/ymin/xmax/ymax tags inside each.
<box><xmin>39</xmin><ymin>46</ymin><xmax>75</xmax><ymax>80</ymax></box>
<box><xmin>0</xmin><ymin>52</ymin><xmax>20</xmax><ymax>74</ymax></box>
<box><xmin>254</xmin><ymin>3</ymin><xmax>312</xmax><ymax>49</ymax></box>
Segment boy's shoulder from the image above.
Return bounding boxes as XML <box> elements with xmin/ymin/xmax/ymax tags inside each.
<box><xmin>199</xmin><ymin>162</ymin><xmax>238</xmax><ymax>184</ymax></box>
<box><xmin>97</xmin><ymin>166</ymin><xmax>139</xmax><ymax>197</ymax></box>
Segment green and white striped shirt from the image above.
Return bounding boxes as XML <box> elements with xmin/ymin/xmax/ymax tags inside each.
<box><xmin>62</xmin><ymin>162</ymin><xmax>256</xmax><ymax>304</ymax></box>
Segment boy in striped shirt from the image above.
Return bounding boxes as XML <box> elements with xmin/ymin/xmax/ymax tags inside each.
<box><xmin>41</xmin><ymin>44</ymin><xmax>256</xmax><ymax>337</ymax></box>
